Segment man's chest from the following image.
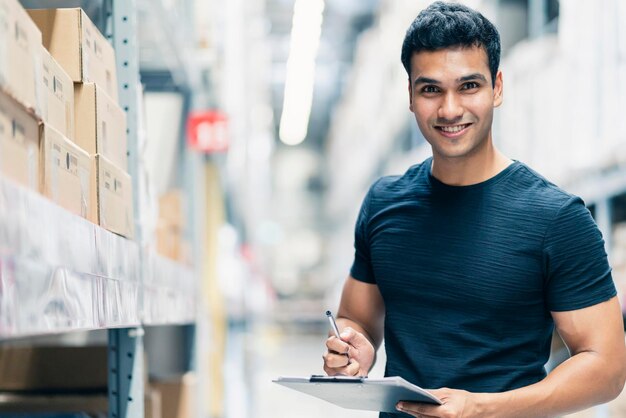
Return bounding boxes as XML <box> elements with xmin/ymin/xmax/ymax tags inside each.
<box><xmin>367</xmin><ymin>208</ymin><xmax>546</xmax><ymax>313</ymax></box>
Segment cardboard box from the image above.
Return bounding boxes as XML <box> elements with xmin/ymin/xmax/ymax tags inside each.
<box><xmin>0</xmin><ymin>393</ymin><xmax>107</xmax><ymax>414</ymax></box>
<box><xmin>27</xmin><ymin>7</ymin><xmax>119</xmax><ymax>102</ymax></box>
<box><xmin>0</xmin><ymin>0</ymin><xmax>43</xmax><ymax>114</ymax></box>
<box><xmin>151</xmin><ymin>373</ymin><xmax>196</xmax><ymax>418</ymax></box>
<box><xmin>40</xmin><ymin>123</ymin><xmax>90</xmax><ymax>218</ymax></box>
<box><xmin>156</xmin><ymin>220</ymin><xmax>184</xmax><ymax>261</ymax></box>
<box><xmin>0</xmin><ymin>345</ymin><xmax>108</xmax><ymax>392</ymax></box>
<box><xmin>41</xmin><ymin>45</ymin><xmax>75</xmax><ymax>140</ymax></box>
<box><xmin>145</xmin><ymin>386</ymin><xmax>162</xmax><ymax>418</ymax></box>
<box><xmin>159</xmin><ymin>190</ymin><xmax>186</xmax><ymax>228</ymax></box>
<box><xmin>75</xmin><ymin>82</ymin><xmax>127</xmax><ymax>170</ymax></box>
<box><xmin>0</xmin><ymin>90</ymin><xmax>40</xmax><ymax>190</ymax></box>
<box><xmin>91</xmin><ymin>154</ymin><xmax>134</xmax><ymax>239</ymax></box>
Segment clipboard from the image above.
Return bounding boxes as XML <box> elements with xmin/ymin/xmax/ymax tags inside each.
<box><xmin>273</xmin><ymin>375</ymin><xmax>442</xmax><ymax>413</ymax></box>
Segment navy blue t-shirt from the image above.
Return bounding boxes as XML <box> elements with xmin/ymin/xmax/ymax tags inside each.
<box><xmin>350</xmin><ymin>158</ymin><xmax>615</xmax><ymax>416</ymax></box>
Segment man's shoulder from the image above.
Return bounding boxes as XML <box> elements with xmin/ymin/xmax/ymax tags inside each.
<box><xmin>509</xmin><ymin>162</ymin><xmax>581</xmax><ymax>211</ymax></box>
<box><xmin>368</xmin><ymin>161</ymin><xmax>429</xmax><ymax>197</ymax></box>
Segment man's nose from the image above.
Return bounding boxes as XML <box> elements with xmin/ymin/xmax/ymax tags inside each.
<box><xmin>438</xmin><ymin>92</ymin><xmax>463</xmax><ymax>121</ymax></box>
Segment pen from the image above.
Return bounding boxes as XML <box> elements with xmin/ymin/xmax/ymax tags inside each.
<box><xmin>326</xmin><ymin>310</ymin><xmax>341</xmax><ymax>339</ymax></box>
<box><xmin>326</xmin><ymin>310</ymin><xmax>351</xmax><ymax>362</ymax></box>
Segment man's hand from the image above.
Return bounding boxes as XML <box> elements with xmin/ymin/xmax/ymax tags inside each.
<box><xmin>322</xmin><ymin>327</ymin><xmax>375</xmax><ymax>376</ymax></box>
<box><xmin>396</xmin><ymin>388</ymin><xmax>490</xmax><ymax>418</ymax></box>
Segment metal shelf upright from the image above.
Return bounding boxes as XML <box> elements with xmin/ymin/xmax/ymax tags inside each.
<box><xmin>107</xmin><ymin>1</ymin><xmax>144</xmax><ymax>416</ymax></box>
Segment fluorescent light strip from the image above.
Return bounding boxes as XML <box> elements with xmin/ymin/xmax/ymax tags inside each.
<box><xmin>279</xmin><ymin>0</ymin><xmax>325</xmax><ymax>146</ymax></box>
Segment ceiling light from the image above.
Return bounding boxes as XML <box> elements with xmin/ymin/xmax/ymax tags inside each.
<box><xmin>279</xmin><ymin>0</ymin><xmax>325</xmax><ymax>146</ymax></box>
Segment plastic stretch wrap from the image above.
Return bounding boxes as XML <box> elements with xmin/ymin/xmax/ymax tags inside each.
<box><xmin>142</xmin><ymin>251</ymin><xmax>196</xmax><ymax>325</ymax></box>
<box><xmin>0</xmin><ymin>176</ymin><xmax>140</xmax><ymax>338</ymax></box>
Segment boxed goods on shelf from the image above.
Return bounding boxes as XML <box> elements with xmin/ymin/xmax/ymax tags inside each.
<box><xmin>0</xmin><ymin>90</ymin><xmax>40</xmax><ymax>191</ymax></box>
<box><xmin>0</xmin><ymin>345</ymin><xmax>107</xmax><ymax>392</ymax></box>
<box><xmin>0</xmin><ymin>393</ymin><xmax>107</xmax><ymax>415</ymax></box>
<box><xmin>0</xmin><ymin>0</ymin><xmax>43</xmax><ymax>115</ymax></box>
<box><xmin>91</xmin><ymin>155</ymin><xmax>134</xmax><ymax>239</ymax></box>
<box><xmin>40</xmin><ymin>123</ymin><xmax>90</xmax><ymax>218</ymax></box>
<box><xmin>145</xmin><ymin>386</ymin><xmax>162</xmax><ymax>418</ymax></box>
<box><xmin>40</xmin><ymin>46</ymin><xmax>75</xmax><ymax>140</ymax></box>
<box><xmin>151</xmin><ymin>373</ymin><xmax>196</xmax><ymax>418</ymax></box>
<box><xmin>155</xmin><ymin>221</ymin><xmax>185</xmax><ymax>262</ymax></box>
<box><xmin>159</xmin><ymin>190</ymin><xmax>185</xmax><ymax>228</ymax></box>
<box><xmin>74</xmin><ymin>82</ymin><xmax>127</xmax><ymax>170</ymax></box>
<box><xmin>156</xmin><ymin>190</ymin><xmax>191</xmax><ymax>263</ymax></box>
<box><xmin>27</xmin><ymin>7</ymin><xmax>119</xmax><ymax>102</ymax></box>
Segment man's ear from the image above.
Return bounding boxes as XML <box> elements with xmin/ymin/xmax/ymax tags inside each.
<box><xmin>493</xmin><ymin>70</ymin><xmax>503</xmax><ymax>107</ymax></box>
<box><xmin>408</xmin><ymin>79</ymin><xmax>414</xmax><ymax>112</ymax></box>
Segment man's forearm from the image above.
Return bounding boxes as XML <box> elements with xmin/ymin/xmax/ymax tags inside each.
<box><xmin>480</xmin><ymin>351</ymin><xmax>625</xmax><ymax>418</ymax></box>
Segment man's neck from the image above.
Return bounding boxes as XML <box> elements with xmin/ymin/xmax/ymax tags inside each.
<box><xmin>430</xmin><ymin>147</ymin><xmax>513</xmax><ymax>186</ymax></box>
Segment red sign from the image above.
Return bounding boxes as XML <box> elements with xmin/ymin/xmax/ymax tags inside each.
<box><xmin>186</xmin><ymin>110</ymin><xmax>229</xmax><ymax>153</ymax></box>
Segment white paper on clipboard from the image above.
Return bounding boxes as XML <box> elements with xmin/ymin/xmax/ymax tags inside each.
<box><xmin>273</xmin><ymin>375</ymin><xmax>442</xmax><ymax>413</ymax></box>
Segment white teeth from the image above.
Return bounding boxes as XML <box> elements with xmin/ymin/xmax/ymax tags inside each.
<box><xmin>439</xmin><ymin>124</ymin><xmax>468</xmax><ymax>133</ymax></box>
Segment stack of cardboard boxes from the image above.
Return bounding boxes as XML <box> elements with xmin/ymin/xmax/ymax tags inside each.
<box><xmin>0</xmin><ymin>0</ymin><xmax>43</xmax><ymax>191</ymax></box>
<box><xmin>0</xmin><ymin>0</ymin><xmax>133</xmax><ymax>239</ymax></box>
<box><xmin>28</xmin><ymin>6</ymin><xmax>134</xmax><ymax>239</ymax></box>
<box><xmin>156</xmin><ymin>190</ymin><xmax>191</xmax><ymax>263</ymax></box>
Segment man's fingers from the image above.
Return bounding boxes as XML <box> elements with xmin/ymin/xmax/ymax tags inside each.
<box><xmin>323</xmin><ymin>359</ymin><xmax>361</xmax><ymax>377</ymax></box>
<box><xmin>396</xmin><ymin>402</ymin><xmax>440</xmax><ymax>417</ymax></box>
<box><xmin>345</xmin><ymin>359</ymin><xmax>360</xmax><ymax>376</ymax></box>
<box><xmin>326</xmin><ymin>336</ymin><xmax>350</xmax><ymax>354</ymax></box>
<box><xmin>340</xmin><ymin>327</ymin><xmax>372</xmax><ymax>350</ymax></box>
<box><xmin>323</xmin><ymin>352</ymin><xmax>350</xmax><ymax>368</ymax></box>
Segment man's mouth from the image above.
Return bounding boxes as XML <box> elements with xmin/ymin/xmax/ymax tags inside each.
<box><xmin>435</xmin><ymin>123</ymin><xmax>471</xmax><ymax>137</ymax></box>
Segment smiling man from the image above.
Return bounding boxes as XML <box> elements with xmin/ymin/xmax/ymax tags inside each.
<box><xmin>322</xmin><ymin>2</ymin><xmax>626</xmax><ymax>418</ymax></box>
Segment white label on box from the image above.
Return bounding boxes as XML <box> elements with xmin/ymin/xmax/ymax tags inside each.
<box><xmin>50</xmin><ymin>143</ymin><xmax>62</xmax><ymax>198</ymax></box>
<box><xmin>68</xmin><ymin>153</ymin><xmax>78</xmax><ymax>175</ymax></box>
<box><xmin>12</xmin><ymin>118</ymin><xmax>25</xmax><ymax>143</ymax></box>
<box><xmin>53</xmin><ymin>76</ymin><xmax>64</xmax><ymax>101</ymax></box>
<box><xmin>14</xmin><ymin>20</ymin><xmax>28</xmax><ymax>49</ymax></box>
<box><xmin>93</xmin><ymin>37</ymin><xmax>102</xmax><ymax>59</ymax></box>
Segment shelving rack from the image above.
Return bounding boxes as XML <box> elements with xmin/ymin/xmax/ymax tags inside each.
<box><xmin>1</xmin><ymin>1</ymin><xmax>203</xmax><ymax>417</ymax></box>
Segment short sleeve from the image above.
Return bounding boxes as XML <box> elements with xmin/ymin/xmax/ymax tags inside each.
<box><xmin>544</xmin><ymin>196</ymin><xmax>616</xmax><ymax>311</ymax></box>
<box><xmin>349</xmin><ymin>182</ymin><xmax>378</xmax><ymax>284</ymax></box>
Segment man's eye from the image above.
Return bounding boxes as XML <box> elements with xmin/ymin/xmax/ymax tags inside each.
<box><xmin>422</xmin><ymin>86</ymin><xmax>439</xmax><ymax>93</ymax></box>
<box><xmin>461</xmin><ymin>82</ymin><xmax>479</xmax><ymax>90</ymax></box>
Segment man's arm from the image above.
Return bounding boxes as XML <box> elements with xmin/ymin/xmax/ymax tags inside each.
<box><xmin>398</xmin><ymin>296</ymin><xmax>626</xmax><ymax>418</ymax></box>
<box><xmin>336</xmin><ymin>275</ymin><xmax>385</xmax><ymax>348</ymax></box>
<box><xmin>323</xmin><ymin>276</ymin><xmax>385</xmax><ymax>376</ymax></box>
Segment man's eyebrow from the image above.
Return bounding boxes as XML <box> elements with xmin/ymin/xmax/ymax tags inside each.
<box><xmin>413</xmin><ymin>76</ymin><xmax>440</xmax><ymax>86</ymax></box>
<box><xmin>458</xmin><ymin>73</ymin><xmax>487</xmax><ymax>83</ymax></box>
<box><xmin>413</xmin><ymin>74</ymin><xmax>488</xmax><ymax>86</ymax></box>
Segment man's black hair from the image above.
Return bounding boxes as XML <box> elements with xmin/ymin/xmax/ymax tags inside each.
<box><xmin>401</xmin><ymin>1</ymin><xmax>501</xmax><ymax>87</ymax></box>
